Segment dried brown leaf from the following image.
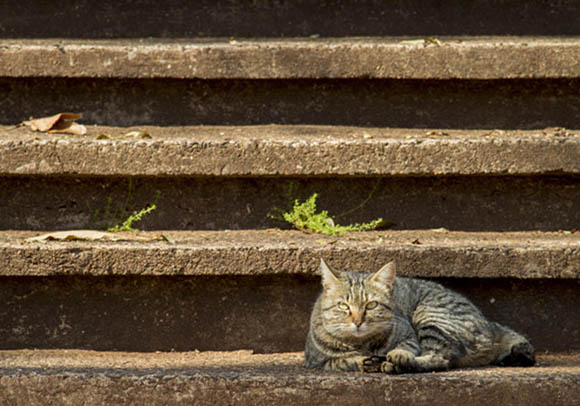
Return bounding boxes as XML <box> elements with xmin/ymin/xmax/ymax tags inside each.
<box><xmin>124</xmin><ymin>130</ymin><xmax>152</xmax><ymax>139</ymax></box>
<box><xmin>26</xmin><ymin>230</ymin><xmax>121</xmax><ymax>242</ymax></box>
<box><xmin>22</xmin><ymin>113</ymin><xmax>86</xmax><ymax>135</ymax></box>
<box><xmin>25</xmin><ymin>230</ymin><xmax>159</xmax><ymax>242</ymax></box>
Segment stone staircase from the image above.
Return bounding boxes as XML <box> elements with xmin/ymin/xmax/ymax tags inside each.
<box><xmin>1</xmin><ymin>1</ymin><xmax>579</xmax><ymax>405</ymax></box>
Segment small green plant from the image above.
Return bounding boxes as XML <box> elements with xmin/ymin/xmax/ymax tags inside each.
<box><xmin>87</xmin><ymin>179</ymin><xmax>161</xmax><ymax>230</ymax></box>
<box><xmin>107</xmin><ymin>204</ymin><xmax>157</xmax><ymax>232</ymax></box>
<box><xmin>271</xmin><ymin>193</ymin><xmax>383</xmax><ymax>236</ymax></box>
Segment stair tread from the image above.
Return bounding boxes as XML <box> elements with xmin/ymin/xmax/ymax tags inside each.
<box><xmin>2</xmin><ymin>229</ymin><xmax>578</xmax><ymax>278</ymax></box>
<box><xmin>1</xmin><ymin>350</ymin><xmax>579</xmax><ymax>405</ymax></box>
<box><xmin>2</xmin><ymin>125</ymin><xmax>579</xmax><ymax>176</ymax></box>
<box><xmin>0</xmin><ymin>349</ymin><xmax>578</xmax><ymax>375</ymax></box>
<box><xmin>2</xmin><ymin>37</ymin><xmax>580</xmax><ymax>79</ymax></box>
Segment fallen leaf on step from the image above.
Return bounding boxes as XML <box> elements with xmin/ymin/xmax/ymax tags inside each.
<box><xmin>426</xmin><ymin>131</ymin><xmax>449</xmax><ymax>136</ymax></box>
<box><xmin>400</xmin><ymin>38</ymin><xmax>442</xmax><ymax>47</ymax></box>
<box><xmin>374</xmin><ymin>219</ymin><xmax>396</xmax><ymax>230</ymax></box>
<box><xmin>160</xmin><ymin>234</ymin><xmax>176</xmax><ymax>244</ymax></box>
<box><xmin>124</xmin><ymin>130</ymin><xmax>152</xmax><ymax>139</ymax></box>
<box><xmin>400</xmin><ymin>39</ymin><xmax>425</xmax><ymax>46</ymax></box>
<box><xmin>25</xmin><ymin>230</ymin><xmax>160</xmax><ymax>242</ymax></box>
<box><xmin>21</xmin><ymin>113</ymin><xmax>87</xmax><ymax>135</ymax></box>
<box><xmin>543</xmin><ymin>127</ymin><xmax>575</xmax><ymax>137</ymax></box>
<box><xmin>26</xmin><ymin>230</ymin><xmax>122</xmax><ymax>242</ymax></box>
<box><xmin>483</xmin><ymin>130</ymin><xmax>505</xmax><ymax>137</ymax></box>
<box><xmin>425</xmin><ymin>37</ymin><xmax>442</xmax><ymax>46</ymax></box>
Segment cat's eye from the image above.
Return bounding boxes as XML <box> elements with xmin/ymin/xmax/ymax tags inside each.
<box><xmin>366</xmin><ymin>301</ymin><xmax>379</xmax><ymax>310</ymax></box>
<box><xmin>337</xmin><ymin>302</ymin><xmax>349</xmax><ymax>311</ymax></box>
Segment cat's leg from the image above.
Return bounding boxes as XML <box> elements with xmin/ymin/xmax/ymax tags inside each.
<box><xmin>381</xmin><ymin>348</ymin><xmax>418</xmax><ymax>373</ymax></box>
<box><xmin>305</xmin><ymin>333</ymin><xmax>369</xmax><ymax>371</ymax></box>
<box><xmin>410</xmin><ymin>352</ymin><xmax>450</xmax><ymax>372</ymax></box>
<box><xmin>413</xmin><ymin>324</ymin><xmax>464</xmax><ymax>373</ymax></box>
<box><xmin>382</xmin><ymin>349</ymin><xmax>451</xmax><ymax>373</ymax></box>
<box><xmin>492</xmin><ymin>322</ymin><xmax>535</xmax><ymax>367</ymax></box>
<box><xmin>324</xmin><ymin>355</ymin><xmax>371</xmax><ymax>372</ymax></box>
<box><xmin>381</xmin><ymin>318</ymin><xmax>422</xmax><ymax>374</ymax></box>
<box><xmin>364</xmin><ymin>340</ymin><xmax>422</xmax><ymax>373</ymax></box>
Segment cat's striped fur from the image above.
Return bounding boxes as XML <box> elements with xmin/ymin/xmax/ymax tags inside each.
<box><xmin>305</xmin><ymin>260</ymin><xmax>535</xmax><ymax>373</ymax></box>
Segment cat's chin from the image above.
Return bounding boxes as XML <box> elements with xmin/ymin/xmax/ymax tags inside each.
<box><xmin>348</xmin><ymin>325</ymin><xmax>380</xmax><ymax>339</ymax></box>
<box><xmin>351</xmin><ymin>330</ymin><xmax>371</xmax><ymax>338</ymax></box>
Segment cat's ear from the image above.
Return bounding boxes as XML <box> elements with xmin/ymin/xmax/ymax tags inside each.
<box><xmin>368</xmin><ymin>262</ymin><xmax>396</xmax><ymax>289</ymax></box>
<box><xmin>319</xmin><ymin>258</ymin><xmax>341</xmax><ymax>289</ymax></box>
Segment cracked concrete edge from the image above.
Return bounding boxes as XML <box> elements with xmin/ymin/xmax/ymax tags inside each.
<box><xmin>1</xmin><ymin>126</ymin><xmax>579</xmax><ymax>176</ymax></box>
<box><xmin>1</xmin><ymin>230</ymin><xmax>578</xmax><ymax>278</ymax></box>
<box><xmin>0</xmin><ymin>351</ymin><xmax>579</xmax><ymax>406</ymax></box>
<box><xmin>1</xmin><ymin>37</ymin><xmax>580</xmax><ymax>79</ymax></box>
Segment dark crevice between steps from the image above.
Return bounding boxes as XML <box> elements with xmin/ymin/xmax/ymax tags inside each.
<box><xmin>1</xmin><ymin>275</ymin><xmax>578</xmax><ymax>353</ymax></box>
<box><xmin>1</xmin><ymin>78</ymin><xmax>579</xmax><ymax>129</ymax></box>
<box><xmin>1</xmin><ymin>175</ymin><xmax>578</xmax><ymax>232</ymax></box>
<box><xmin>2</xmin><ymin>0</ymin><xmax>579</xmax><ymax>37</ymax></box>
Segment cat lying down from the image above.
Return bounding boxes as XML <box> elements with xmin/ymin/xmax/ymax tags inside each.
<box><xmin>305</xmin><ymin>259</ymin><xmax>535</xmax><ymax>373</ymax></box>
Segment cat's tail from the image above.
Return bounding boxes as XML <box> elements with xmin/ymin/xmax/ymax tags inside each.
<box><xmin>492</xmin><ymin>322</ymin><xmax>536</xmax><ymax>367</ymax></box>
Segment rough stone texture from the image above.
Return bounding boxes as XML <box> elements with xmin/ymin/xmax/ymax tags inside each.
<box><xmin>1</xmin><ymin>0</ymin><xmax>579</xmax><ymax>37</ymax></box>
<box><xmin>0</xmin><ymin>230</ymin><xmax>578</xmax><ymax>278</ymax></box>
<box><xmin>1</xmin><ymin>175</ymin><xmax>578</xmax><ymax>232</ymax></box>
<box><xmin>2</xmin><ymin>38</ymin><xmax>580</xmax><ymax>80</ymax></box>
<box><xmin>1</xmin><ymin>275</ymin><xmax>579</xmax><ymax>352</ymax></box>
<box><xmin>0</xmin><ymin>275</ymin><xmax>318</xmax><ymax>353</ymax></box>
<box><xmin>0</xmin><ymin>351</ymin><xmax>579</xmax><ymax>406</ymax></box>
<box><xmin>2</xmin><ymin>126</ymin><xmax>579</xmax><ymax>177</ymax></box>
<box><xmin>3</xmin><ymin>78</ymin><xmax>580</xmax><ymax>129</ymax></box>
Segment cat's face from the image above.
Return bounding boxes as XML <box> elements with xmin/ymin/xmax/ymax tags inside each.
<box><xmin>319</xmin><ymin>260</ymin><xmax>396</xmax><ymax>340</ymax></box>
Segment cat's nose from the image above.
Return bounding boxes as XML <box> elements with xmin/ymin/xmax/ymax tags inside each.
<box><xmin>354</xmin><ymin>320</ymin><xmax>363</xmax><ymax>328</ymax></box>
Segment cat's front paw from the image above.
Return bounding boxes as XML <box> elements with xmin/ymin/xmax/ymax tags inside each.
<box><xmin>361</xmin><ymin>356</ymin><xmax>387</xmax><ymax>373</ymax></box>
<box><xmin>385</xmin><ymin>349</ymin><xmax>417</xmax><ymax>373</ymax></box>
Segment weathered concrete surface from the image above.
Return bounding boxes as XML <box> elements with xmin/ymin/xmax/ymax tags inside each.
<box><xmin>1</xmin><ymin>175</ymin><xmax>578</xmax><ymax>232</ymax></box>
<box><xmin>0</xmin><ymin>351</ymin><xmax>579</xmax><ymax>406</ymax></box>
<box><xmin>1</xmin><ymin>230</ymin><xmax>578</xmax><ymax>278</ymax></box>
<box><xmin>1</xmin><ymin>275</ymin><xmax>578</xmax><ymax>352</ymax></box>
<box><xmin>3</xmin><ymin>78</ymin><xmax>579</xmax><ymax>129</ymax></box>
<box><xmin>1</xmin><ymin>126</ymin><xmax>579</xmax><ymax>176</ymax></box>
<box><xmin>2</xmin><ymin>38</ymin><xmax>580</xmax><ymax>79</ymax></box>
<box><xmin>2</xmin><ymin>0</ymin><xmax>579</xmax><ymax>38</ymax></box>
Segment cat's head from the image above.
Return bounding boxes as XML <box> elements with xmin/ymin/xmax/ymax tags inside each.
<box><xmin>318</xmin><ymin>259</ymin><xmax>396</xmax><ymax>341</ymax></box>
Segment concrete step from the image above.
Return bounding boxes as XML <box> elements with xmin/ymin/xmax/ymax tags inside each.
<box><xmin>1</xmin><ymin>39</ymin><xmax>579</xmax><ymax>128</ymax></box>
<box><xmin>2</xmin><ymin>230</ymin><xmax>578</xmax><ymax>278</ymax></box>
<box><xmin>1</xmin><ymin>125</ymin><xmax>579</xmax><ymax>232</ymax></box>
<box><xmin>3</xmin><ymin>38</ymin><xmax>580</xmax><ymax>80</ymax></box>
<box><xmin>3</xmin><ymin>125</ymin><xmax>579</xmax><ymax>177</ymax></box>
<box><xmin>1</xmin><ymin>230</ymin><xmax>578</xmax><ymax>352</ymax></box>
<box><xmin>2</xmin><ymin>0</ymin><xmax>579</xmax><ymax>38</ymax></box>
<box><xmin>1</xmin><ymin>350</ymin><xmax>579</xmax><ymax>406</ymax></box>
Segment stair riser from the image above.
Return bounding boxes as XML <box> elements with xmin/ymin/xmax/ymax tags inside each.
<box><xmin>1</xmin><ymin>276</ymin><xmax>579</xmax><ymax>353</ymax></box>
<box><xmin>1</xmin><ymin>176</ymin><xmax>578</xmax><ymax>232</ymax></box>
<box><xmin>2</xmin><ymin>373</ymin><xmax>580</xmax><ymax>406</ymax></box>
<box><xmin>2</xmin><ymin>0</ymin><xmax>579</xmax><ymax>37</ymax></box>
<box><xmin>2</xmin><ymin>78</ymin><xmax>579</xmax><ymax>129</ymax></box>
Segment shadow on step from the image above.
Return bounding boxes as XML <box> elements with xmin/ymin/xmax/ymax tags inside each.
<box><xmin>1</xmin><ymin>275</ymin><xmax>578</xmax><ymax>353</ymax></box>
<box><xmin>2</xmin><ymin>0</ymin><xmax>579</xmax><ymax>37</ymax></box>
<box><xmin>2</xmin><ymin>78</ymin><xmax>580</xmax><ymax>129</ymax></box>
<box><xmin>1</xmin><ymin>175</ymin><xmax>578</xmax><ymax>232</ymax></box>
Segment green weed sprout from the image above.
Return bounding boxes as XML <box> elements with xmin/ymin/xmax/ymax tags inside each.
<box><xmin>108</xmin><ymin>204</ymin><xmax>157</xmax><ymax>232</ymax></box>
<box><xmin>275</xmin><ymin>193</ymin><xmax>383</xmax><ymax>236</ymax></box>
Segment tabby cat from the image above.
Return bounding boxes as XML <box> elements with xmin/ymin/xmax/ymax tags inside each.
<box><xmin>305</xmin><ymin>259</ymin><xmax>535</xmax><ymax>373</ymax></box>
